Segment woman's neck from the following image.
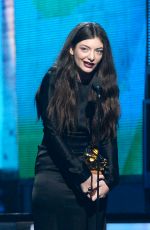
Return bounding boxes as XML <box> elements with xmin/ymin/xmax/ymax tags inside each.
<box><xmin>77</xmin><ymin>68</ymin><xmax>94</xmax><ymax>85</ymax></box>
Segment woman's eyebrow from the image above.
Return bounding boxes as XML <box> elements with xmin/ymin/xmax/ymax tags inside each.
<box><xmin>80</xmin><ymin>44</ymin><xmax>103</xmax><ymax>49</ymax></box>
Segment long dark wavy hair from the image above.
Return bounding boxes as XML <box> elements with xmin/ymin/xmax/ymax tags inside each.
<box><xmin>36</xmin><ymin>22</ymin><xmax>120</xmax><ymax>142</ymax></box>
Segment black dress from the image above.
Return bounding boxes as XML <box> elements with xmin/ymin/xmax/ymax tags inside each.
<box><xmin>32</xmin><ymin>68</ymin><xmax>119</xmax><ymax>230</ymax></box>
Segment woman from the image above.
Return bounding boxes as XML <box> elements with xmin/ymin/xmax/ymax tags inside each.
<box><xmin>32</xmin><ymin>22</ymin><xmax>120</xmax><ymax>230</ymax></box>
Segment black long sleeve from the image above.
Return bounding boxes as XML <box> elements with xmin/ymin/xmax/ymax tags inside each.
<box><xmin>37</xmin><ymin>70</ymin><xmax>91</xmax><ymax>184</ymax></box>
<box><xmin>43</xmin><ymin>122</ymin><xmax>91</xmax><ymax>184</ymax></box>
<box><xmin>100</xmin><ymin>137</ymin><xmax>119</xmax><ymax>190</ymax></box>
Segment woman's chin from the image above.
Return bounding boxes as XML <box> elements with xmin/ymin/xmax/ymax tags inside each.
<box><xmin>77</xmin><ymin>66</ymin><xmax>95</xmax><ymax>75</ymax></box>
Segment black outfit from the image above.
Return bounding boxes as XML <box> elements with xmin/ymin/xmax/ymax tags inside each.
<box><xmin>32</xmin><ymin>68</ymin><xmax>119</xmax><ymax>230</ymax></box>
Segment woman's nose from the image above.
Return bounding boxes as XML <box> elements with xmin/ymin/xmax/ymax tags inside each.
<box><xmin>88</xmin><ymin>51</ymin><xmax>95</xmax><ymax>62</ymax></box>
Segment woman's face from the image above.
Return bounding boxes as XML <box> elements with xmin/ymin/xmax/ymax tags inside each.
<box><xmin>70</xmin><ymin>37</ymin><xmax>103</xmax><ymax>73</ymax></box>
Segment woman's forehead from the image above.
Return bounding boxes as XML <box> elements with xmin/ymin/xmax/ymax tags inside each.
<box><xmin>76</xmin><ymin>38</ymin><xmax>103</xmax><ymax>48</ymax></box>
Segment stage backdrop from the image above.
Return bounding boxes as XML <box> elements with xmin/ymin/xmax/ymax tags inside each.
<box><xmin>2</xmin><ymin>0</ymin><xmax>146</xmax><ymax>177</ymax></box>
<box><xmin>0</xmin><ymin>0</ymin><xmax>18</xmax><ymax>172</ymax></box>
<box><xmin>0</xmin><ymin>0</ymin><xmax>2</xmax><ymax>166</ymax></box>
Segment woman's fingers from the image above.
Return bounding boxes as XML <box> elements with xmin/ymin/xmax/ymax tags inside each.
<box><xmin>91</xmin><ymin>173</ymin><xmax>105</xmax><ymax>189</ymax></box>
<box><xmin>98</xmin><ymin>174</ymin><xmax>105</xmax><ymax>180</ymax></box>
<box><xmin>80</xmin><ymin>176</ymin><xmax>92</xmax><ymax>193</ymax></box>
<box><xmin>87</xmin><ymin>180</ymin><xmax>109</xmax><ymax>201</ymax></box>
<box><xmin>81</xmin><ymin>174</ymin><xmax>109</xmax><ymax>201</ymax></box>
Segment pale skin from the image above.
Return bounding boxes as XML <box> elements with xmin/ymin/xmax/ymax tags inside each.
<box><xmin>80</xmin><ymin>174</ymin><xmax>109</xmax><ymax>201</ymax></box>
<box><xmin>70</xmin><ymin>37</ymin><xmax>104</xmax><ymax>73</ymax></box>
<box><xmin>70</xmin><ymin>37</ymin><xmax>109</xmax><ymax>201</ymax></box>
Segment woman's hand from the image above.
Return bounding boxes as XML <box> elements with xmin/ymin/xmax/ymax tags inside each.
<box><xmin>90</xmin><ymin>173</ymin><xmax>105</xmax><ymax>191</ymax></box>
<box><xmin>88</xmin><ymin>179</ymin><xmax>109</xmax><ymax>201</ymax></box>
<box><xmin>80</xmin><ymin>176</ymin><xmax>93</xmax><ymax>194</ymax></box>
<box><xmin>81</xmin><ymin>173</ymin><xmax>106</xmax><ymax>201</ymax></box>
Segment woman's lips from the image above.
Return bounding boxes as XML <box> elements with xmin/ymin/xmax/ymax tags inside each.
<box><xmin>83</xmin><ymin>61</ymin><xmax>95</xmax><ymax>68</ymax></box>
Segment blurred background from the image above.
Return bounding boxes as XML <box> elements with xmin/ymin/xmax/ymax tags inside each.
<box><xmin>0</xmin><ymin>0</ymin><xmax>150</xmax><ymax>229</ymax></box>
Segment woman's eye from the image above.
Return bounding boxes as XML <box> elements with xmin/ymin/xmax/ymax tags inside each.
<box><xmin>96</xmin><ymin>49</ymin><xmax>103</xmax><ymax>55</ymax></box>
<box><xmin>80</xmin><ymin>47</ymin><xmax>89</xmax><ymax>52</ymax></box>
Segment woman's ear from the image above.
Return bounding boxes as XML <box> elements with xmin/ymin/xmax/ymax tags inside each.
<box><xmin>69</xmin><ymin>47</ymin><xmax>74</xmax><ymax>55</ymax></box>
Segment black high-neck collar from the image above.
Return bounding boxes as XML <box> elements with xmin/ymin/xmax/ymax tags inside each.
<box><xmin>77</xmin><ymin>69</ymin><xmax>95</xmax><ymax>85</ymax></box>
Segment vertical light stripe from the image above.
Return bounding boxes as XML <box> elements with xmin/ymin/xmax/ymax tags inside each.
<box><xmin>0</xmin><ymin>0</ymin><xmax>3</xmax><ymax>167</ymax></box>
<box><xmin>2</xmin><ymin>0</ymin><xmax>18</xmax><ymax>170</ymax></box>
